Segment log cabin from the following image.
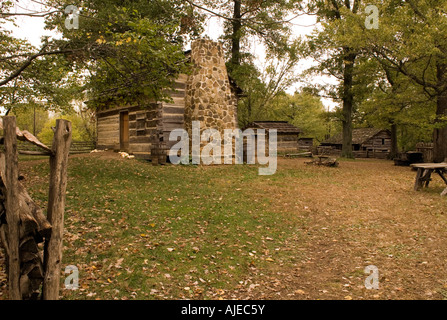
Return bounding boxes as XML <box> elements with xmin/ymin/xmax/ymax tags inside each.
<box><xmin>298</xmin><ymin>137</ymin><xmax>314</xmax><ymax>152</ymax></box>
<box><xmin>320</xmin><ymin>128</ymin><xmax>392</xmax><ymax>159</ymax></box>
<box><xmin>90</xmin><ymin>39</ymin><xmax>242</xmax><ymax>160</ymax></box>
<box><xmin>243</xmin><ymin>121</ymin><xmax>303</xmax><ymax>154</ymax></box>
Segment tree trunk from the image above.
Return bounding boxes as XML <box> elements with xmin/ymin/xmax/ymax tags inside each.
<box><xmin>433</xmin><ymin>92</ymin><xmax>447</xmax><ymax>162</ymax></box>
<box><xmin>341</xmin><ymin>48</ymin><xmax>356</xmax><ymax>158</ymax></box>
<box><xmin>231</xmin><ymin>0</ymin><xmax>242</xmax><ymax>69</ymax></box>
<box><xmin>389</xmin><ymin>123</ymin><xmax>399</xmax><ymax>160</ymax></box>
<box><xmin>433</xmin><ymin>60</ymin><xmax>447</xmax><ymax>163</ymax></box>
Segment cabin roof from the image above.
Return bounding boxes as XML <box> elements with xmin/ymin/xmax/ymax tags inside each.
<box><xmin>244</xmin><ymin>121</ymin><xmax>302</xmax><ymax>134</ymax></box>
<box><xmin>322</xmin><ymin>128</ymin><xmax>389</xmax><ymax>145</ymax></box>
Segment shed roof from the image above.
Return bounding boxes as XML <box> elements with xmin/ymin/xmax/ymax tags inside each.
<box><xmin>245</xmin><ymin>121</ymin><xmax>302</xmax><ymax>134</ymax></box>
<box><xmin>322</xmin><ymin>128</ymin><xmax>389</xmax><ymax>145</ymax></box>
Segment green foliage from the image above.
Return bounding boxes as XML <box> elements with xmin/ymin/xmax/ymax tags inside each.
<box><xmin>356</xmin><ymin>60</ymin><xmax>437</xmax><ymax>151</ymax></box>
<box><xmin>269</xmin><ymin>91</ymin><xmax>336</xmax><ymax>144</ymax></box>
<box><xmin>192</xmin><ymin>1</ymin><xmax>303</xmax><ymax>128</ymax></box>
<box><xmin>1</xmin><ymin>0</ymin><xmax>206</xmax><ymax>113</ymax></box>
<box><xmin>0</xmin><ymin>32</ymin><xmax>77</xmax><ymax>113</ymax></box>
<box><xmin>0</xmin><ymin>0</ymin><xmax>82</xmax><ymax>113</ymax></box>
<box><xmin>38</xmin><ymin>111</ymin><xmax>95</xmax><ymax>145</ymax></box>
<box><xmin>44</xmin><ymin>0</ymin><xmax>206</xmax><ymax>107</ymax></box>
<box><xmin>232</xmin><ymin>41</ymin><xmax>303</xmax><ymax>127</ymax></box>
<box><xmin>303</xmin><ymin>0</ymin><xmax>447</xmax><ymax>154</ymax></box>
<box><xmin>197</xmin><ymin>0</ymin><xmax>301</xmax><ymax>64</ymax></box>
<box><xmin>10</xmin><ymin>105</ymin><xmax>49</xmax><ymax>136</ymax></box>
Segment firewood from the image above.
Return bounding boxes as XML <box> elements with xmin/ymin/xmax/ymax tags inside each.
<box><xmin>0</xmin><ymin>155</ymin><xmax>52</xmax><ymax>240</ymax></box>
<box><xmin>0</xmin><ymin>117</ymin><xmax>69</xmax><ymax>300</ymax></box>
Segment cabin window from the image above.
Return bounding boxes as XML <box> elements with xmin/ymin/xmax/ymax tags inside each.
<box><xmin>136</xmin><ymin>119</ymin><xmax>146</xmax><ymax>136</ymax></box>
<box><xmin>381</xmin><ymin>139</ymin><xmax>385</xmax><ymax>145</ymax></box>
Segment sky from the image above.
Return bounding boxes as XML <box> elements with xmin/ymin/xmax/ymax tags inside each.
<box><xmin>4</xmin><ymin>0</ymin><xmax>339</xmax><ymax>110</ymax></box>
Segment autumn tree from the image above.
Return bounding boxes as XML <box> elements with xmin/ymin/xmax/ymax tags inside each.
<box><xmin>321</xmin><ymin>0</ymin><xmax>447</xmax><ymax>161</ymax></box>
<box><xmin>364</xmin><ymin>0</ymin><xmax>447</xmax><ymax>162</ymax></box>
<box><xmin>42</xmin><ymin>0</ymin><xmax>207</xmax><ymax>106</ymax></box>
<box><xmin>269</xmin><ymin>90</ymin><xmax>335</xmax><ymax>144</ymax></box>
<box><xmin>184</xmin><ymin>0</ymin><xmax>303</xmax><ymax>127</ymax></box>
<box><xmin>1</xmin><ymin>0</ymin><xmax>205</xmax><ymax>112</ymax></box>
<box><xmin>357</xmin><ymin>61</ymin><xmax>436</xmax><ymax>156</ymax></box>
<box><xmin>304</xmin><ymin>0</ymin><xmax>369</xmax><ymax>158</ymax></box>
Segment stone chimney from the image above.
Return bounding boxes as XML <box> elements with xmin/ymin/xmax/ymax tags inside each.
<box><xmin>184</xmin><ymin>39</ymin><xmax>238</xmax><ymax>157</ymax></box>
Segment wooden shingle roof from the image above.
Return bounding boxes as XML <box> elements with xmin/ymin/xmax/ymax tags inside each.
<box><xmin>322</xmin><ymin>128</ymin><xmax>387</xmax><ymax>145</ymax></box>
<box><xmin>244</xmin><ymin>121</ymin><xmax>302</xmax><ymax>134</ymax></box>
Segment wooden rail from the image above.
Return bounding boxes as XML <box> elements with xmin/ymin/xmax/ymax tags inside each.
<box><xmin>13</xmin><ymin>140</ymin><xmax>95</xmax><ymax>156</ymax></box>
<box><xmin>0</xmin><ymin>117</ymin><xmax>72</xmax><ymax>300</ymax></box>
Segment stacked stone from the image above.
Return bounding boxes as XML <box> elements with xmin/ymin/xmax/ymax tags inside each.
<box><xmin>184</xmin><ymin>39</ymin><xmax>238</xmax><ymax>163</ymax></box>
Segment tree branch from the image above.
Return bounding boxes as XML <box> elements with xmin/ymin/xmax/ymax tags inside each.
<box><xmin>0</xmin><ymin>10</ymin><xmax>60</xmax><ymax>17</ymax></box>
<box><xmin>372</xmin><ymin>48</ymin><xmax>439</xmax><ymax>93</ymax></box>
<box><xmin>182</xmin><ymin>0</ymin><xmax>298</xmax><ymax>26</ymax></box>
<box><xmin>0</xmin><ymin>48</ymin><xmax>72</xmax><ymax>87</ymax></box>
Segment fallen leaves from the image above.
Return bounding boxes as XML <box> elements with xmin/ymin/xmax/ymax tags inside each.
<box><xmin>11</xmin><ymin>154</ymin><xmax>447</xmax><ymax>301</ymax></box>
<box><xmin>115</xmin><ymin>258</ymin><xmax>124</xmax><ymax>269</ymax></box>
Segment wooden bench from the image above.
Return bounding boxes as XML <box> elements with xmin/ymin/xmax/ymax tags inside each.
<box><xmin>410</xmin><ymin>163</ymin><xmax>447</xmax><ymax>196</ymax></box>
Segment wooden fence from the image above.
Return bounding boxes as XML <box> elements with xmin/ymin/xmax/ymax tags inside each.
<box><xmin>415</xmin><ymin>142</ymin><xmax>434</xmax><ymax>163</ymax></box>
<box><xmin>0</xmin><ymin>116</ymin><xmax>72</xmax><ymax>300</ymax></box>
<box><xmin>16</xmin><ymin>140</ymin><xmax>95</xmax><ymax>155</ymax></box>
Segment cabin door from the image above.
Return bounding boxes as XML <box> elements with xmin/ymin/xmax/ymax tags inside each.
<box><xmin>120</xmin><ymin>111</ymin><xmax>129</xmax><ymax>152</ymax></box>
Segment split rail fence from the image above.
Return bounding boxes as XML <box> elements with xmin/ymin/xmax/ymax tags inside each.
<box><xmin>0</xmin><ymin>116</ymin><xmax>72</xmax><ymax>300</ymax></box>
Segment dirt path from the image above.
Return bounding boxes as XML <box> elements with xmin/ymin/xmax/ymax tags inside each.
<box><xmin>224</xmin><ymin>159</ymin><xmax>447</xmax><ymax>300</ymax></box>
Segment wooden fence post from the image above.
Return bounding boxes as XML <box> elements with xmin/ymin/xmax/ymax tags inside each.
<box><xmin>42</xmin><ymin>119</ymin><xmax>72</xmax><ymax>300</ymax></box>
<box><xmin>3</xmin><ymin>116</ymin><xmax>21</xmax><ymax>300</ymax></box>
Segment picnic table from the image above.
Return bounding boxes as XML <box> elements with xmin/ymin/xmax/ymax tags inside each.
<box><xmin>410</xmin><ymin>163</ymin><xmax>447</xmax><ymax>196</ymax></box>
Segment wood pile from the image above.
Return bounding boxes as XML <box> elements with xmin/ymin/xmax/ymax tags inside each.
<box><xmin>0</xmin><ymin>163</ymin><xmax>52</xmax><ymax>299</ymax></box>
<box><xmin>0</xmin><ymin>120</ymin><xmax>53</xmax><ymax>300</ymax></box>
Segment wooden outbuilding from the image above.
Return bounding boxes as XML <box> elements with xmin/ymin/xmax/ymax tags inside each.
<box><xmin>298</xmin><ymin>137</ymin><xmax>314</xmax><ymax>152</ymax></box>
<box><xmin>243</xmin><ymin>121</ymin><xmax>303</xmax><ymax>154</ymax></box>
<box><xmin>320</xmin><ymin>128</ymin><xmax>392</xmax><ymax>159</ymax></box>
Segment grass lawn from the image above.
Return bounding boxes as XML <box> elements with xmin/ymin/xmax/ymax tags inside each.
<box><xmin>1</xmin><ymin>151</ymin><xmax>447</xmax><ymax>300</ymax></box>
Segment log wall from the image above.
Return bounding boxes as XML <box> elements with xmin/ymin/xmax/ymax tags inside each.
<box><xmin>360</xmin><ymin>131</ymin><xmax>392</xmax><ymax>159</ymax></box>
<box><xmin>96</xmin><ymin>75</ymin><xmax>187</xmax><ymax>159</ymax></box>
<box><xmin>277</xmin><ymin>134</ymin><xmax>300</xmax><ymax>153</ymax></box>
